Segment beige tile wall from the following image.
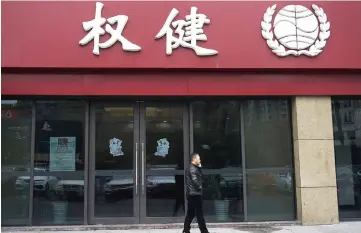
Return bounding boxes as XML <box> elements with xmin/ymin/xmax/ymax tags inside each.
<box><xmin>292</xmin><ymin>96</ymin><xmax>339</xmax><ymax>225</ymax></box>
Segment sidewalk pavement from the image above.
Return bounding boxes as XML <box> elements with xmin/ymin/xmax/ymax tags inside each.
<box><xmin>3</xmin><ymin>222</ymin><xmax>361</xmax><ymax>233</ymax></box>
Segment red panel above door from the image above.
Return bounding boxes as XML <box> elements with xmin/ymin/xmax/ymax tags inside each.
<box><xmin>2</xmin><ymin>73</ymin><xmax>361</xmax><ymax>96</ymax></box>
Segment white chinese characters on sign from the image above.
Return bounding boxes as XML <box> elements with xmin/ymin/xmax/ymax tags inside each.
<box><xmin>155</xmin><ymin>7</ymin><xmax>218</xmax><ymax>56</ymax></box>
<box><xmin>261</xmin><ymin>4</ymin><xmax>331</xmax><ymax>57</ymax></box>
<box><xmin>79</xmin><ymin>2</ymin><xmax>141</xmax><ymax>55</ymax></box>
<box><xmin>79</xmin><ymin>2</ymin><xmax>331</xmax><ymax>58</ymax></box>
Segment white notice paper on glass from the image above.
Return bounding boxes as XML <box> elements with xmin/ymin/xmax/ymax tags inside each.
<box><xmin>50</xmin><ymin>137</ymin><xmax>76</xmax><ymax>171</ymax></box>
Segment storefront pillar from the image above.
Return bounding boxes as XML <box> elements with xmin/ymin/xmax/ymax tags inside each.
<box><xmin>292</xmin><ymin>96</ymin><xmax>339</xmax><ymax>225</ymax></box>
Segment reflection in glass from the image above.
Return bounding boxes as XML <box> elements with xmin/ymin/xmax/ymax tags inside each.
<box><xmin>244</xmin><ymin>100</ymin><xmax>295</xmax><ymax>221</ymax></box>
<box><xmin>193</xmin><ymin>101</ymin><xmax>243</xmax><ymax>222</ymax></box>
<box><xmin>1</xmin><ymin>100</ymin><xmax>32</xmax><ymax>226</ymax></box>
<box><xmin>147</xmin><ymin>175</ymin><xmax>185</xmax><ymax>217</ymax></box>
<box><xmin>32</xmin><ymin>101</ymin><xmax>85</xmax><ymax>225</ymax></box>
<box><xmin>332</xmin><ymin>99</ymin><xmax>361</xmax><ymax>219</ymax></box>
<box><xmin>145</xmin><ymin>106</ymin><xmax>184</xmax><ymax>217</ymax></box>
<box><xmin>94</xmin><ymin>106</ymin><xmax>134</xmax><ymax>217</ymax></box>
<box><xmin>95</xmin><ymin>175</ymin><xmax>134</xmax><ymax>217</ymax></box>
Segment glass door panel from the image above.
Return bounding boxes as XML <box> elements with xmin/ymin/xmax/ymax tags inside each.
<box><xmin>139</xmin><ymin>104</ymin><xmax>186</xmax><ymax>222</ymax></box>
<box><xmin>90</xmin><ymin>103</ymin><xmax>139</xmax><ymax>224</ymax></box>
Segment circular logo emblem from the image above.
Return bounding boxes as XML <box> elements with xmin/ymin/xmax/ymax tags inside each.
<box><xmin>274</xmin><ymin>5</ymin><xmax>319</xmax><ymax>50</ymax></box>
<box><xmin>261</xmin><ymin>4</ymin><xmax>331</xmax><ymax>57</ymax></box>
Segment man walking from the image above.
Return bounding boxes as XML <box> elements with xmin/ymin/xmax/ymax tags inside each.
<box><xmin>183</xmin><ymin>153</ymin><xmax>209</xmax><ymax>233</ymax></box>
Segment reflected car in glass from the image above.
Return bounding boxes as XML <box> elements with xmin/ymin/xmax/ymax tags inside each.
<box><xmin>103</xmin><ymin>176</ymin><xmax>134</xmax><ymax>202</ymax></box>
<box><xmin>15</xmin><ymin>168</ymin><xmax>58</xmax><ymax>195</ymax></box>
<box><xmin>103</xmin><ymin>175</ymin><xmax>177</xmax><ymax>202</ymax></box>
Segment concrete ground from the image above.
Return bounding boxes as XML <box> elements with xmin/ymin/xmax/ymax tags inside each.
<box><xmin>2</xmin><ymin>222</ymin><xmax>361</xmax><ymax>233</ymax></box>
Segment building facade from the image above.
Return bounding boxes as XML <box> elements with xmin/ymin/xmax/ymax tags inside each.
<box><xmin>1</xmin><ymin>0</ymin><xmax>361</xmax><ymax>227</ymax></box>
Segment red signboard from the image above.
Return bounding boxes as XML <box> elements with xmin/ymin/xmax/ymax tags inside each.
<box><xmin>2</xmin><ymin>1</ymin><xmax>361</xmax><ymax>69</ymax></box>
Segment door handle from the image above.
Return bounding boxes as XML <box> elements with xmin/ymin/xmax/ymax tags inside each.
<box><xmin>135</xmin><ymin>142</ymin><xmax>138</xmax><ymax>195</ymax></box>
<box><xmin>141</xmin><ymin>142</ymin><xmax>145</xmax><ymax>195</ymax></box>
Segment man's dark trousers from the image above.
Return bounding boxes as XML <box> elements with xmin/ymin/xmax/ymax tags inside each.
<box><xmin>183</xmin><ymin>195</ymin><xmax>208</xmax><ymax>233</ymax></box>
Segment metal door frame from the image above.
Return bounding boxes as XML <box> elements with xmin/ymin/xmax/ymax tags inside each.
<box><xmin>88</xmin><ymin>101</ymin><xmax>141</xmax><ymax>225</ymax></box>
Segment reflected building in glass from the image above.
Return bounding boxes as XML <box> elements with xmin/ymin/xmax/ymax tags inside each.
<box><xmin>332</xmin><ymin>99</ymin><xmax>361</xmax><ymax>219</ymax></box>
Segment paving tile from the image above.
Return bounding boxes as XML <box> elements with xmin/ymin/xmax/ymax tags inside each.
<box><xmin>3</xmin><ymin>222</ymin><xmax>361</xmax><ymax>233</ymax></box>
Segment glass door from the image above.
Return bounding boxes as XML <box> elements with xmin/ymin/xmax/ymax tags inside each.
<box><xmin>89</xmin><ymin>103</ymin><xmax>140</xmax><ymax>224</ymax></box>
<box><xmin>139</xmin><ymin>103</ymin><xmax>188</xmax><ymax>223</ymax></box>
<box><xmin>89</xmin><ymin>102</ymin><xmax>188</xmax><ymax>224</ymax></box>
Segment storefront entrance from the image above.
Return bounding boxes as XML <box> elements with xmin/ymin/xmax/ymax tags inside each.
<box><xmin>88</xmin><ymin>102</ymin><xmax>188</xmax><ymax>224</ymax></box>
<box><xmin>1</xmin><ymin>98</ymin><xmax>297</xmax><ymax>226</ymax></box>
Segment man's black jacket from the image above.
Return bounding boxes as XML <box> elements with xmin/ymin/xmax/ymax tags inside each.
<box><xmin>185</xmin><ymin>164</ymin><xmax>203</xmax><ymax>196</ymax></box>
